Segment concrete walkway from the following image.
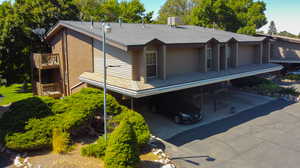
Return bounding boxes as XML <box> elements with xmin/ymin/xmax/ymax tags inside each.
<box><xmin>164</xmin><ymin>99</ymin><xmax>300</xmax><ymax>168</ymax></box>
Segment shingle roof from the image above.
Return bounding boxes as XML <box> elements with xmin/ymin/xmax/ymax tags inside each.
<box><xmin>47</xmin><ymin>20</ymin><xmax>266</xmax><ymax>47</ymax></box>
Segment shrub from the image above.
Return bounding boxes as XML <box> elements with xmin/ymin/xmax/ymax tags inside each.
<box><xmin>81</xmin><ymin>135</ymin><xmax>109</xmax><ymax>158</ymax></box>
<box><xmin>105</xmin><ymin>120</ymin><xmax>139</xmax><ymax>168</ymax></box>
<box><xmin>5</xmin><ymin>117</ymin><xmax>55</xmax><ymax>151</ymax></box>
<box><xmin>52</xmin><ymin>128</ymin><xmax>71</xmax><ymax>154</ymax></box>
<box><xmin>0</xmin><ymin>97</ymin><xmax>56</xmax><ymax>141</ymax></box>
<box><xmin>2</xmin><ymin>88</ymin><xmax>123</xmax><ymax>151</ymax></box>
<box><xmin>284</xmin><ymin>74</ymin><xmax>300</xmax><ymax>81</ymax></box>
<box><xmin>110</xmin><ymin>108</ymin><xmax>150</xmax><ymax>147</ymax></box>
<box><xmin>279</xmin><ymin>87</ymin><xmax>300</xmax><ymax>96</ymax></box>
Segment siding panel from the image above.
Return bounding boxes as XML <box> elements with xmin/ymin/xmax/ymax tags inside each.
<box><xmin>166</xmin><ymin>48</ymin><xmax>200</xmax><ymax>76</ymax></box>
<box><xmin>239</xmin><ymin>45</ymin><xmax>256</xmax><ymax>66</ymax></box>
<box><xmin>93</xmin><ymin>39</ymin><xmax>132</xmax><ymax>80</ymax></box>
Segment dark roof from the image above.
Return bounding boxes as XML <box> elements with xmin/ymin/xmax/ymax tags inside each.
<box><xmin>47</xmin><ymin>20</ymin><xmax>266</xmax><ymax>48</ymax></box>
<box><xmin>257</xmin><ymin>33</ymin><xmax>300</xmax><ymax>44</ymax></box>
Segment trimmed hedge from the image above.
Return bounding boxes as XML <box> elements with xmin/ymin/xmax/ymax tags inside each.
<box><xmin>104</xmin><ymin>120</ymin><xmax>139</xmax><ymax>168</ymax></box>
<box><xmin>81</xmin><ymin>135</ymin><xmax>109</xmax><ymax>158</ymax></box>
<box><xmin>110</xmin><ymin>108</ymin><xmax>150</xmax><ymax>147</ymax></box>
<box><xmin>1</xmin><ymin>88</ymin><xmax>123</xmax><ymax>151</ymax></box>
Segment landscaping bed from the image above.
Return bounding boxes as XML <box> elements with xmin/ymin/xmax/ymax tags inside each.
<box><xmin>0</xmin><ymin>88</ymin><xmax>175</xmax><ymax>168</ymax></box>
<box><xmin>232</xmin><ymin>76</ymin><xmax>300</xmax><ymax>101</ymax></box>
<box><xmin>4</xmin><ymin>143</ymin><xmax>161</xmax><ymax>168</ymax></box>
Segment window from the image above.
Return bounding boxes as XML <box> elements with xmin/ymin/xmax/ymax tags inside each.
<box><xmin>207</xmin><ymin>47</ymin><xmax>213</xmax><ymax>70</ymax></box>
<box><xmin>146</xmin><ymin>51</ymin><xmax>157</xmax><ymax>78</ymax></box>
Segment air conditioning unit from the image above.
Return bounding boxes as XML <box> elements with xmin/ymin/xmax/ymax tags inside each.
<box><xmin>167</xmin><ymin>17</ymin><xmax>182</xmax><ymax>27</ymax></box>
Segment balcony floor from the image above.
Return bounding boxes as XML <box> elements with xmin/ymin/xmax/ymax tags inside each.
<box><xmin>80</xmin><ymin>64</ymin><xmax>282</xmax><ymax>97</ymax></box>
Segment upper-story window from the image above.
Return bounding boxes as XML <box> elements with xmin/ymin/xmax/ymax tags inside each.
<box><xmin>146</xmin><ymin>51</ymin><xmax>157</xmax><ymax>78</ymax></box>
<box><xmin>207</xmin><ymin>47</ymin><xmax>213</xmax><ymax>71</ymax></box>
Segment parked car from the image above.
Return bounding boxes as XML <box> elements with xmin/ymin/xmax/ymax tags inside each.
<box><xmin>151</xmin><ymin>92</ymin><xmax>204</xmax><ymax>124</ymax></box>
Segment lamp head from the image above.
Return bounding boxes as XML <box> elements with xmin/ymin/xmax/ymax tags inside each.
<box><xmin>104</xmin><ymin>23</ymin><xmax>112</xmax><ymax>33</ymax></box>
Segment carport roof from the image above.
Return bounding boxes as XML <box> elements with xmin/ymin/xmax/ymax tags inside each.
<box><xmin>46</xmin><ymin>21</ymin><xmax>266</xmax><ymax>50</ymax></box>
<box><xmin>79</xmin><ymin>63</ymin><xmax>283</xmax><ymax>98</ymax></box>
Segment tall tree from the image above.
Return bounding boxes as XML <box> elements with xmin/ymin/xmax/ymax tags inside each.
<box><xmin>277</xmin><ymin>31</ymin><xmax>298</xmax><ymax>38</ymax></box>
<box><xmin>188</xmin><ymin>0</ymin><xmax>239</xmax><ymax>32</ymax></box>
<box><xmin>157</xmin><ymin>0</ymin><xmax>199</xmax><ymax>24</ymax></box>
<box><xmin>0</xmin><ymin>0</ymin><xmax>79</xmax><ymax>85</ymax></box>
<box><xmin>158</xmin><ymin>0</ymin><xmax>268</xmax><ymax>35</ymax></box>
<box><xmin>268</xmin><ymin>21</ymin><xmax>277</xmax><ymax>35</ymax></box>
<box><xmin>73</xmin><ymin>0</ymin><xmax>153</xmax><ymax>23</ymax></box>
<box><xmin>73</xmin><ymin>0</ymin><xmax>103</xmax><ymax>21</ymax></box>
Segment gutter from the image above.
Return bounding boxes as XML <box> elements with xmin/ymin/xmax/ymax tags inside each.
<box><xmin>270</xmin><ymin>60</ymin><xmax>300</xmax><ymax>63</ymax></box>
<box><xmin>80</xmin><ymin>65</ymin><xmax>283</xmax><ymax>98</ymax></box>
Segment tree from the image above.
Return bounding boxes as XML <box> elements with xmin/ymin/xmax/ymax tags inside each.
<box><xmin>158</xmin><ymin>0</ymin><xmax>268</xmax><ymax>35</ymax></box>
<box><xmin>73</xmin><ymin>0</ymin><xmax>153</xmax><ymax>23</ymax></box>
<box><xmin>268</xmin><ymin>21</ymin><xmax>277</xmax><ymax>35</ymax></box>
<box><xmin>277</xmin><ymin>31</ymin><xmax>298</xmax><ymax>38</ymax></box>
<box><xmin>0</xmin><ymin>0</ymin><xmax>79</xmax><ymax>85</ymax></box>
<box><xmin>73</xmin><ymin>0</ymin><xmax>103</xmax><ymax>21</ymax></box>
<box><xmin>157</xmin><ymin>0</ymin><xmax>199</xmax><ymax>24</ymax></box>
<box><xmin>188</xmin><ymin>0</ymin><xmax>239</xmax><ymax>32</ymax></box>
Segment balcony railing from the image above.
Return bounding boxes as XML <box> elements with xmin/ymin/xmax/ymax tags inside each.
<box><xmin>32</xmin><ymin>53</ymin><xmax>60</xmax><ymax>69</ymax></box>
<box><xmin>36</xmin><ymin>82</ymin><xmax>62</xmax><ymax>98</ymax></box>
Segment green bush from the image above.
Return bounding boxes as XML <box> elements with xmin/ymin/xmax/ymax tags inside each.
<box><xmin>0</xmin><ymin>97</ymin><xmax>56</xmax><ymax>141</ymax></box>
<box><xmin>2</xmin><ymin>88</ymin><xmax>123</xmax><ymax>151</ymax></box>
<box><xmin>279</xmin><ymin>87</ymin><xmax>300</xmax><ymax>96</ymax></box>
<box><xmin>284</xmin><ymin>74</ymin><xmax>300</xmax><ymax>81</ymax></box>
<box><xmin>52</xmin><ymin>128</ymin><xmax>71</xmax><ymax>154</ymax></box>
<box><xmin>110</xmin><ymin>108</ymin><xmax>150</xmax><ymax>147</ymax></box>
<box><xmin>105</xmin><ymin>120</ymin><xmax>139</xmax><ymax>168</ymax></box>
<box><xmin>81</xmin><ymin>135</ymin><xmax>109</xmax><ymax>158</ymax></box>
<box><xmin>5</xmin><ymin>117</ymin><xmax>55</xmax><ymax>151</ymax></box>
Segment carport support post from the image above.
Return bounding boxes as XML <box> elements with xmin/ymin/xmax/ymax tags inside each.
<box><xmin>131</xmin><ymin>97</ymin><xmax>134</xmax><ymax>110</ymax></box>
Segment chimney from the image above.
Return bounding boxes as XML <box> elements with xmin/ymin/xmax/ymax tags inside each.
<box><xmin>167</xmin><ymin>17</ymin><xmax>182</xmax><ymax>27</ymax></box>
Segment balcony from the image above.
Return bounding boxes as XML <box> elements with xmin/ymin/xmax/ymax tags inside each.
<box><xmin>36</xmin><ymin>82</ymin><xmax>62</xmax><ymax>98</ymax></box>
<box><xmin>32</xmin><ymin>53</ymin><xmax>60</xmax><ymax>69</ymax></box>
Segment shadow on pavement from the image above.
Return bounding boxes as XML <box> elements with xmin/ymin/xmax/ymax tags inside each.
<box><xmin>166</xmin><ymin>99</ymin><xmax>292</xmax><ymax>146</ymax></box>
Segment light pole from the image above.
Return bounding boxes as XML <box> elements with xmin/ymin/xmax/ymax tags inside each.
<box><xmin>102</xmin><ymin>23</ymin><xmax>112</xmax><ymax>141</ymax></box>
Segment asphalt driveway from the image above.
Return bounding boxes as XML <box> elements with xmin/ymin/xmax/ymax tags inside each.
<box><xmin>164</xmin><ymin>99</ymin><xmax>300</xmax><ymax>168</ymax></box>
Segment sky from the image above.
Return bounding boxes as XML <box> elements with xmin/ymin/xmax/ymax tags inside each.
<box><xmin>0</xmin><ymin>0</ymin><xmax>299</xmax><ymax>35</ymax></box>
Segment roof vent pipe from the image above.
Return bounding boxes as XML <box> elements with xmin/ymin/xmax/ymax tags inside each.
<box><xmin>142</xmin><ymin>17</ymin><xmax>145</xmax><ymax>28</ymax></box>
<box><xmin>118</xmin><ymin>17</ymin><xmax>122</xmax><ymax>27</ymax></box>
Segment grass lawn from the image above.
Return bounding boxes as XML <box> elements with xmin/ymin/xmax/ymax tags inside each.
<box><xmin>0</xmin><ymin>84</ymin><xmax>33</xmax><ymax>106</ymax></box>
